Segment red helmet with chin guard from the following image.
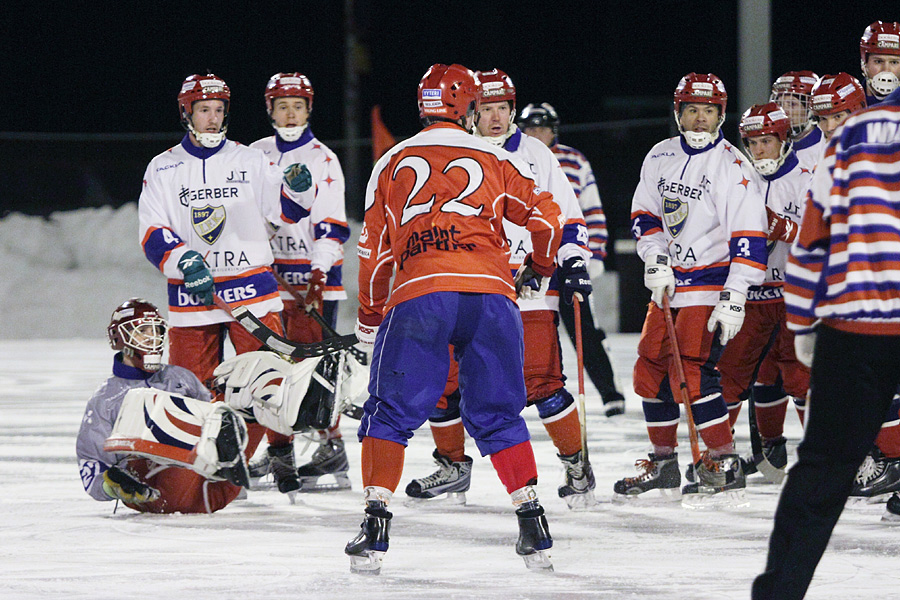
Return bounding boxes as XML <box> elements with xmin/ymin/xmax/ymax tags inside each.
<box><xmin>265</xmin><ymin>72</ymin><xmax>314</xmax><ymax>114</ymax></box>
<box><xmin>107</xmin><ymin>298</ymin><xmax>167</xmax><ymax>372</ymax></box>
<box><xmin>177</xmin><ymin>73</ymin><xmax>230</xmax><ymax>120</ymax></box>
<box><xmin>810</xmin><ymin>73</ymin><xmax>866</xmax><ymax>117</ymax></box>
<box><xmin>739</xmin><ymin>102</ymin><xmax>792</xmax><ymax>143</ymax></box>
<box><xmin>674</xmin><ymin>73</ymin><xmax>727</xmax><ymax>114</ymax></box>
<box><xmin>417</xmin><ymin>64</ymin><xmax>480</xmax><ymax>121</ymax></box>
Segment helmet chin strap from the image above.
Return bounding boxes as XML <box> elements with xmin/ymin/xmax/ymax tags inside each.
<box><xmin>676</xmin><ymin>112</ymin><xmax>724</xmax><ymax>150</ymax></box>
<box><xmin>188</xmin><ymin>122</ymin><xmax>227</xmax><ymax>148</ymax></box>
<box><xmin>274</xmin><ymin>122</ymin><xmax>308</xmax><ymax>142</ymax></box>
<box><xmin>869</xmin><ymin>71</ymin><xmax>900</xmax><ymax>99</ymax></box>
<box><xmin>475</xmin><ymin>122</ymin><xmax>517</xmax><ymax>147</ymax></box>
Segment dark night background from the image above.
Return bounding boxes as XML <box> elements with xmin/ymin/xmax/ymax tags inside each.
<box><xmin>1</xmin><ymin>0</ymin><xmax>893</xmax><ymax>252</ymax></box>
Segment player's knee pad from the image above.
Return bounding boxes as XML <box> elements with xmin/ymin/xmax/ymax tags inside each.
<box><xmin>533</xmin><ymin>388</ymin><xmax>575</xmax><ymax>420</ymax></box>
<box><xmin>690</xmin><ymin>393</ymin><xmax>729</xmax><ymax>426</ymax></box>
<box><xmin>753</xmin><ymin>383</ymin><xmax>789</xmax><ymax>407</ymax></box>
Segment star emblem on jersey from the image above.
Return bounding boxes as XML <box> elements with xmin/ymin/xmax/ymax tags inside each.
<box><xmin>663</xmin><ymin>196</ymin><xmax>688</xmax><ymax>238</ymax></box>
<box><xmin>191</xmin><ymin>204</ymin><xmax>227</xmax><ymax>245</ymax></box>
<box><xmin>738</xmin><ymin>176</ymin><xmax>750</xmax><ymax>188</ymax></box>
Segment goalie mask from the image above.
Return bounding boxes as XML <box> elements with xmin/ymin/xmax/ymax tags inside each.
<box><xmin>107</xmin><ymin>299</ymin><xmax>167</xmax><ymax>372</ymax></box>
<box><xmin>417</xmin><ymin>63</ymin><xmax>480</xmax><ymax>127</ymax></box>
<box><xmin>769</xmin><ymin>70</ymin><xmax>819</xmax><ymax>139</ymax></box>
<box><xmin>177</xmin><ymin>73</ymin><xmax>230</xmax><ymax>148</ymax></box>
<box><xmin>739</xmin><ymin>102</ymin><xmax>793</xmax><ymax>176</ymax></box>
<box><xmin>674</xmin><ymin>73</ymin><xmax>727</xmax><ymax>149</ymax></box>
<box><xmin>860</xmin><ymin>21</ymin><xmax>900</xmax><ymax>100</ymax></box>
<box><xmin>265</xmin><ymin>72</ymin><xmax>314</xmax><ymax>142</ymax></box>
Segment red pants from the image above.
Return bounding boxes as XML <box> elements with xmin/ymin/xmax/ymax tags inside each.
<box><xmin>755</xmin><ymin>317</ymin><xmax>810</xmax><ymax>398</ymax></box>
<box><xmin>281</xmin><ymin>302</ymin><xmax>324</xmax><ymax>345</ymax></box>
<box><xmin>717</xmin><ymin>302</ymin><xmax>783</xmax><ymax>405</ymax></box>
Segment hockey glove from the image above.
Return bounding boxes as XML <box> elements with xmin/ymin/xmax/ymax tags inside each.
<box><xmin>102</xmin><ymin>466</ymin><xmax>160</xmax><ymax>504</ymax></box>
<box><xmin>514</xmin><ymin>254</ymin><xmax>552</xmax><ymax>301</ymax></box>
<box><xmin>560</xmin><ymin>256</ymin><xmax>592</xmax><ymax>304</ymax></box>
<box><xmin>178</xmin><ymin>250</ymin><xmax>215</xmax><ymax>306</ymax></box>
<box><xmin>766</xmin><ymin>207</ymin><xmax>798</xmax><ymax>243</ymax></box>
<box><xmin>644</xmin><ymin>254</ymin><xmax>675</xmax><ymax>306</ymax></box>
<box><xmin>304</xmin><ymin>269</ymin><xmax>326</xmax><ymax>312</ymax></box>
<box><xmin>283</xmin><ymin>163</ymin><xmax>313</xmax><ymax>193</ymax></box>
<box><xmin>706</xmin><ymin>289</ymin><xmax>746</xmax><ymax>345</ymax></box>
<box><xmin>793</xmin><ymin>330</ymin><xmax>816</xmax><ymax>368</ymax></box>
<box><xmin>354</xmin><ymin>319</ymin><xmax>378</xmax><ymax>350</ymax></box>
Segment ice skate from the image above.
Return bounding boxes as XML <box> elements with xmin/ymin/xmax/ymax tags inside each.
<box><xmin>345</xmin><ymin>500</ymin><xmax>392</xmax><ymax>575</ymax></box>
<box><xmin>602</xmin><ymin>392</ymin><xmax>626</xmax><ymax>418</ymax></box>
<box><xmin>881</xmin><ymin>493</ymin><xmax>900</xmax><ymax>523</ymax></box>
<box><xmin>297</xmin><ymin>438</ymin><xmax>352</xmax><ymax>492</ymax></box>
<box><xmin>251</xmin><ymin>443</ymin><xmax>301</xmax><ymax>495</ymax></box>
<box><xmin>613</xmin><ymin>453</ymin><xmax>681</xmax><ymax>502</ymax></box>
<box><xmin>739</xmin><ymin>436</ymin><xmax>787</xmax><ymax>484</ymax></box>
<box><xmin>213</xmin><ymin>410</ymin><xmax>251</xmax><ymax>488</ymax></box>
<box><xmin>515</xmin><ymin>500</ymin><xmax>553</xmax><ymax>571</ymax></box>
<box><xmin>682</xmin><ymin>453</ymin><xmax>748</xmax><ymax>509</ymax></box>
<box><xmin>404</xmin><ymin>449</ymin><xmax>472</xmax><ymax>505</ymax></box>
<box><xmin>557</xmin><ymin>450</ymin><xmax>597</xmax><ymax>509</ymax></box>
<box><xmin>848</xmin><ymin>450</ymin><xmax>900</xmax><ymax>505</ymax></box>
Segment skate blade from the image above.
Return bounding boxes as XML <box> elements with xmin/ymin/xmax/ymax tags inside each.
<box><xmin>611</xmin><ymin>487</ymin><xmax>682</xmax><ymax>504</ymax></box>
<box><xmin>846</xmin><ymin>493</ymin><xmax>892</xmax><ymax>507</ymax></box>
<box><xmin>756</xmin><ymin>459</ymin><xmax>786</xmax><ymax>485</ymax></box>
<box><xmin>298</xmin><ymin>473</ymin><xmax>352</xmax><ymax>493</ymax></box>
<box><xmin>403</xmin><ymin>491</ymin><xmax>467</xmax><ymax>507</ymax></box>
<box><xmin>682</xmin><ymin>488</ymin><xmax>749</xmax><ymax>510</ymax></box>
<box><xmin>563</xmin><ymin>490</ymin><xmax>598</xmax><ymax>510</ymax></box>
<box><xmin>521</xmin><ymin>550</ymin><xmax>554</xmax><ymax>572</ymax></box>
<box><xmin>349</xmin><ymin>550</ymin><xmax>385</xmax><ymax>575</ymax></box>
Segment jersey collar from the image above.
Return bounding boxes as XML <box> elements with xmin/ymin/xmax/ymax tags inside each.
<box><xmin>112</xmin><ymin>353</ymin><xmax>154</xmax><ymax>380</ymax></box>
<box><xmin>793</xmin><ymin>127</ymin><xmax>822</xmax><ymax>151</ymax></box>
<box><xmin>679</xmin><ymin>131</ymin><xmax>724</xmax><ymax>155</ymax></box>
<box><xmin>276</xmin><ymin>126</ymin><xmax>315</xmax><ymax>152</ymax></box>
<box><xmin>503</xmin><ymin>128</ymin><xmax>523</xmax><ymax>152</ymax></box>
<box><xmin>181</xmin><ymin>134</ymin><xmax>226</xmax><ymax>159</ymax></box>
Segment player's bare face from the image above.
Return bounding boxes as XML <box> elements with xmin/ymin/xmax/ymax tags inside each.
<box><xmin>522</xmin><ymin>126</ymin><xmax>555</xmax><ymax>147</ymax></box>
<box><xmin>746</xmin><ymin>134</ymin><xmax>781</xmax><ymax>161</ymax></box>
<box><xmin>476</xmin><ymin>101</ymin><xmax>512</xmax><ymax>137</ymax></box>
<box><xmin>190</xmin><ymin>100</ymin><xmax>225</xmax><ymax>134</ymax></box>
<box><xmin>817</xmin><ymin>111</ymin><xmax>851</xmax><ymax>140</ymax></box>
<box><xmin>679</xmin><ymin>104</ymin><xmax>719</xmax><ymax>134</ymax></box>
<box><xmin>774</xmin><ymin>94</ymin><xmax>807</xmax><ymax>130</ymax></box>
<box><xmin>865</xmin><ymin>53</ymin><xmax>900</xmax><ymax>79</ymax></box>
<box><xmin>271</xmin><ymin>97</ymin><xmax>310</xmax><ymax>128</ymax></box>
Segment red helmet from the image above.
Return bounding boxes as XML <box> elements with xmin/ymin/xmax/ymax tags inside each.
<box><xmin>771</xmin><ymin>70</ymin><xmax>820</xmax><ymax>98</ymax></box>
<box><xmin>476</xmin><ymin>68</ymin><xmax>516</xmax><ymax>105</ymax></box>
<box><xmin>107</xmin><ymin>298</ymin><xmax>167</xmax><ymax>372</ymax></box>
<box><xmin>178</xmin><ymin>73</ymin><xmax>230</xmax><ymax>119</ymax></box>
<box><xmin>417</xmin><ymin>64</ymin><xmax>480</xmax><ymax>121</ymax></box>
<box><xmin>810</xmin><ymin>73</ymin><xmax>866</xmax><ymax>117</ymax></box>
<box><xmin>265</xmin><ymin>72</ymin><xmax>314</xmax><ymax>114</ymax></box>
<box><xmin>673</xmin><ymin>73</ymin><xmax>727</xmax><ymax>114</ymax></box>
<box><xmin>740</xmin><ymin>103</ymin><xmax>793</xmax><ymax>176</ymax></box>
<box><xmin>860</xmin><ymin>21</ymin><xmax>900</xmax><ymax>62</ymax></box>
<box><xmin>770</xmin><ymin>71</ymin><xmax>819</xmax><ymax>137</ymax></box>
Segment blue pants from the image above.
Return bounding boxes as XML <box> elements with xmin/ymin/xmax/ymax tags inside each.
<box><xmin>358</xmin><ymin>292</ymin><xmax>530</xmax><ymax>456</ymax></box>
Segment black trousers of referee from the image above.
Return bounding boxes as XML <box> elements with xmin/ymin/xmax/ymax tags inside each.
<box><xmin>557</xmin><ymin>295</ymin><xmax>624</xmax><ymax>406</ymax></box>
<box><xmin>752</xmin><ymin>325</ymin><xmax>900</xmax><ymax>600</ymax></box>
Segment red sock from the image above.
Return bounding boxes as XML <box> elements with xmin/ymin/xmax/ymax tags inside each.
<box><xmin>727</xmin><ymin>402</ymin><xmax>742</xmax><ymax>429</ymax></box>
<box><xmin>361</xmin><ymin>437</ymin><xmax>405</xmax><ymax>492</ymax></box>
<box><xmin>876</xmin><ymin>423</ymin><xmax>900</xmax><ymax>459</ymax></box>
<box><xmin>431</xmin><ymin>420</ymin><xmax>466</xmax><ymax>462</ymax></box>
<box><xmin>542</xmin><ymin>409</ymin><xmax>582</xmax><ymax>456</ymax></box>
<box><xmin>756</xmin><ymin>398</ymin><xmax>788</xmax><ymax>440</ymax></box>
<box><xmin>490</xmin><ymin>441</ymin><xmax>538</xmax><ymax>494</ymax></box>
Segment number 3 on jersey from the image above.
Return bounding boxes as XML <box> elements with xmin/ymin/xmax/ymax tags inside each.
<box><xmin>394</xmin><ymin>155</ymin><xmax>485</xmax><ymax>226</ymax></box>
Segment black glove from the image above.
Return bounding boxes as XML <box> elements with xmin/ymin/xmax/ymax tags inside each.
<box><xmin>560</xmin><ymin>256</ymin><xmax>592</xmax><ymax>304</ymax></box>
<box><xmin>102</xmin><ymin>466</ymin><xmax>160</xmax><ymax>504</ymax></box>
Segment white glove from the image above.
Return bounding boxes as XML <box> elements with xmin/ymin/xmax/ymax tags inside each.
<box><xmin>644</xmin><ymin>254</ymin><xmax>675</xmax><ymax>306</ymax></box>
<box><xmin>793</xmin><ymin>331</ymin><xmax>816</xmax><ymax>368</ymax></box>
<box><xmin>706</xmin><ymin>290</ymin><xmax>746</xmax><ymax>344</ymax></box>
<box><xmin>588</xmin><ymin>258</ymin><xmax>605</xmax><ymax>279</ymax></box>
<box><xmin>355</xmin><ymin>319</ymin><xmax>379</xmax><ymax>350</ymax></box>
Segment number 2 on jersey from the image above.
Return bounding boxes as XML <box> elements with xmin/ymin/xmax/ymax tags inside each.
<box><xmin>394</xmin><ymin>155</ymin><xmax>485</xmax><ymax>226</ymax></box>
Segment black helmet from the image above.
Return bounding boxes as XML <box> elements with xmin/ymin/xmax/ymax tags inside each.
<box><xmin>516</xmin><ymin>102</ymin><xmax>559</xmax><ymax>135</ymax></box>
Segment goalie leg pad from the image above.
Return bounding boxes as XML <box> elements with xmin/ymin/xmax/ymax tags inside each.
<box><xmin>191</xmin><ymin>404</ymin><xmax>250</xmax><ymax>486</ymax></box>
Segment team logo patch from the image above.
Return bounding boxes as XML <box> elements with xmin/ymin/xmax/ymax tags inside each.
<box><xmin>663</xmin><ymin>196</ymin><xmax>688</xmax><ymax>237</ymax></box>
<box><xmin>191</xmin><ymin>204</ymin><xmax>227</xmax><ymax>245</ymax></box>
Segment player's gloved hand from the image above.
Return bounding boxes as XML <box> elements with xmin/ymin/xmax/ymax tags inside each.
<box><xmin>283</xmin><ymin>163</ymin><xmax>313</xmax><ymax>193</ymax></box>
<box><xmin>644</xmin><ymin>254</ymin><xmax>675</xmax><ymax>306</ymax></box>
<box><xmin>560</xmin><ymin>256</ymin><xmax>592</xmax><ymax>304</ymax></box>
<box><xmin>354</xmin><ymin>319</ymin><xmax>378</xmax><ymax>350</ymax></box>
<box><xmin>304</xmin><ymin>269</ymin><xmax>326</xmax><ymax>312</ymax></box>
<box><xmin>178</xmin><ymin>250</ymin><xmax>215</xmax><ymax>306</ymax></box>
<box><xmin>793</xmin><ymin>330</ymin><xmax>816</xmax><ymax>368</ymax></box>
<box><xmin>766</xmin><ymin>207</ymin><xmax>798</xmax><ymax>243</ymax></box>
<box><xmin>514</xmin><ymin>254</ymin><xmax>552</xmax><ymax>300</ymax></box>
<box><xmin>588</xmin><ymin>257</ymin><xmax>605</xmax><ymax>280</ymax></box>
<box><xmin>706</xmin><ymin>289</ymin><xmax>747</xmax><ymax>344</ymax></box>
<box><xmin>102</xmin><ymin>466</ymin><xmax>160</xmax><ymax>504</ymax></box>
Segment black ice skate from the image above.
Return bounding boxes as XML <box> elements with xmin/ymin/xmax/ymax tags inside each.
<box><xmin>213</xmin><ymin>410</ymin><xmax>250</xmax><ymax>488</ymax></box>
<box><xmin>251</xmin><ymin>443</ymin><xmax>300</xmax><ymax>495</ymax></box>
<box><xmin>882</xmin><ymin>492</ymin><xmax>900</xmax><ymax>522</ymax></box>
<box><xmin>345</xmin><ymin>500</ymin><xmax>392</xmax><ymax>575</ymax></box>
<box><xmin>405</xmin><ymin>449</ymin><xmax>473</xmax><ymax>505</ymax></box>
<box><xmin>849</xmin><ymin>450</ymin><xmax>900</xmax><ymax>504</ymax></box>
<box><xmin>740</xmin><ymin>436</ymin><xmax>788</xmax><ymax>484</ymax></box>
<box><xmin>515</xmin><ymin>500</ymin><xmax>553</xmax><ymax>571</ymax></box>
<box><xmin>682</xmin><ymin>453</ymin><xmax>747</xmax><ymax>508</ymax></box>
<box><xmin>602</xmin><ymin>392</ymin><xmax>626</xmax><ymax>417</ymax></box>
<box><xmin>613</xmin><ymin>453</ymin><xmax>681</xmax><ymax>501</ymax></box>
<box><xmin>557</xmin><ymin>450</ymin><xmax>597</xmax><ymax>509</ymax></box>
<box><xmin>297</xmin><ymin>438</ymin><xmax>351</xmax><ymax>491</ymax></box>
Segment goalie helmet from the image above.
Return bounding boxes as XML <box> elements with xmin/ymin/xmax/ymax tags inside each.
<box><xmin>810</xmin><ymin>73</ymin><xmax>866</xmax><ymax>117</ymax></box>
<box><xmin>417</xmin><ymin>63</ymin><xmax>480</xmax><ymax>123</ymax></box>
<box><xmin>177</xmin><ymin>73</ymin><xmax>230</xmax><ymax>148</ymax></box>
<box><xmin>770</xmin><ymin>70</ymin><xmax>819</xmax><ymax>138</ymax></box>
<box><xmin>107</xmin><ymin>298</ymin><xmax>167</xmax><ymax>372</ymax></box>
<box><xmin>673</xmin><ymin>73</ymin><xmax>728</xmax><ymax>149</ymax></box>
<box><xmin>517</xmin><ymin>102</ymin><xmax>560</xmax><ymax>136</ymax></box>
<box><xmin>264</xmin><ymin>72</ymin><xmax>314</xmax><ymax>142</ymax></box>
<box><xmin>860</xmin><ymin>21</ymin><xmax>900</xmax><ymax>99</ymax></box>
<box><xmin>739</xmin><ymin>102</ymin><xmax>793</xmax><ymax>176</ymax></box>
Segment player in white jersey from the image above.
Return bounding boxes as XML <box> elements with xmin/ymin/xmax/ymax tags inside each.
<box><xmin>860</xmin><ymin>21</ymin><xmax>900</xmax><ymax>105</ymax></box>
<box><xmin>248</xmin><ymin>72</ymin><xmax>351</xmax><ymax>494</ymax></box>
<box><xmin>518</xmin><ymin>102</ymin><xmax>627</xmax><ymax>417</ymax></box>
<box><xmin>714</xmin><ymin>103</ymin><xmax>813</xmax><ymax>482</ymax></box>
<box><xmin>402</xmin><ymin>69</ymin><xmax>596</xmax><ymax>509</ymax></box>
<box><xmin>770</xmin><ymin>71</ymin><xmax>824</xmax><ymax>171</ymax></box>
<box><xmin>138</xmin><ymin>73</ymin><xmax>316</xmax><ymax>459</ymax></box>
<box><xmin>614</xmin><ymin>73</ymin><xmax>768</xmax><ymax>503</ymax></box>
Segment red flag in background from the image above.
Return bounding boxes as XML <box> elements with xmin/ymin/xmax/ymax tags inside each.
<box><xmin>371</xmin><ymin>105</ymin><xmax>396</xmax><ymax>162</ymax></box>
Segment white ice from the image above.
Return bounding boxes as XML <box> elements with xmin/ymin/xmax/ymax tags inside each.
<box><xmin>1</xmin><ymin>207</ymin><xmax>899</xmax><ymax>599</ymax></box>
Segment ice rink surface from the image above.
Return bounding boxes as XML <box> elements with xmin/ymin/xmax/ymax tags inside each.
<box><xmin>3</xmin><ymin>335</ymin><xmax>900</xmax><ymax>600</ymax></box>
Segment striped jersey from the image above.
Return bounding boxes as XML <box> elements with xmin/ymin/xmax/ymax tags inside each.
<box><xmin>631</xmin><ymin>133</ymin><xmax>768</xmax><ymax>307</ymax></box>
<box><xmin>251</xmin><ymin>128</ymin><xmax>349</xmax><ymax>303</ymax></box>
<box><xmin>785</xmin><ymin>88</ymin><xmax>900</xmax><ymax>335</ymax></box>
<box><xmin>552</xmin><ymin>142</ymin><xmax>609</xmax><ymax>261</ymax></box>
<box><xmin>357</xmin><ymin>122</ymin><xmax>563</xmax><ymax>323</ymax></box>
